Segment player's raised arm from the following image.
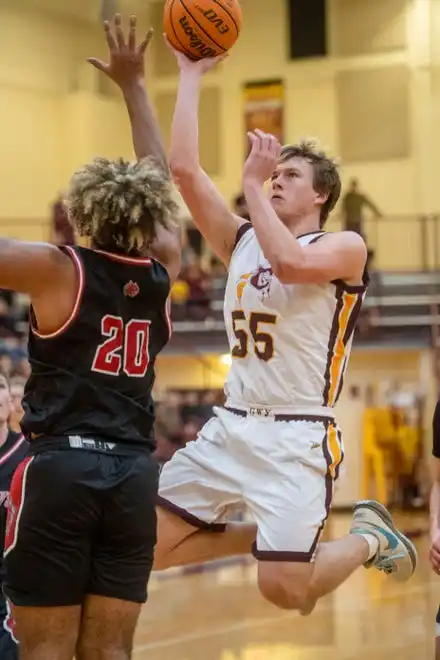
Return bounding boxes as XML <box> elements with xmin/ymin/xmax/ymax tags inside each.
<box><xmin>242</xmin><ymin>130</ymin><xmax>367</xmax><ymax>285</ymax></box>
<box><xmin>166</xmin><ymin>41</ymin><xmax>246</xmax><ymax>267</ymax></box>
<box><xmin>88</xmin><ymin>14</ymin><xmax>181</xmax><ymax>281</ymax></box>
<box><xmin>88</xmin><ymin>14</ymin><xmax>167</xmax><ymax>172</ymax></box>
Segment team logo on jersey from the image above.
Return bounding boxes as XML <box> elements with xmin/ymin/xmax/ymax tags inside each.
<box><xmin>250</xmin><ymin>266</ymin><xmax>273</xmax><ymax>299</ymax></box>
<box><xmin>123</xmin><ymin>280</ymin><xmax>140</xmax><ymax>298</ymax></box>
<box><xmin>236</xmin><ymin>272</ymin><xmax>252</xmax><ymax>302</ymax></box>
<box><xmin>236</xmin><ymin>267</ymin><xmax>273</xmax><ymax>302</ymax></box>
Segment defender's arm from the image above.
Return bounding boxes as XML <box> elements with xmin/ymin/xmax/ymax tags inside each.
<box><xmin>88</xmin><ymin>15</ymin><xmax>168</xmax><ymax>171</ymax></box>
<box><xmin>0</xmin><ymin>240</ymin><xmax>76</xmax><ymax>332</ymax></box>
<box><xmin>124</xmin><ymin>78</ymin><xmax>168</xmax><ymax>172</ymax></box>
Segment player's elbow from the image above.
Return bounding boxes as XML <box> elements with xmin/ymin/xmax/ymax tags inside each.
<box><xmin>270</xmin><ymin>256</ymin><xmax>305</xmax><ymax>284</ymax></box>
<box><xmin>169</xmin><ymin>158</ymin><xmax>199</xmax><ymax>182</ymax></box>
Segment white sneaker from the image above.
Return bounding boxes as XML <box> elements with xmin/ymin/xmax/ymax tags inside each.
<box><xmin>350</xmin><ymin>500</ymin><xmax>418</xmax><ymax>582</ymax></box>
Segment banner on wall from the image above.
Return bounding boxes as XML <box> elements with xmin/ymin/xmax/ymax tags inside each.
<box><xmin>243</xmin><ymin>79</ymin><xmax>285</xmax><ymax>157</ymax></box>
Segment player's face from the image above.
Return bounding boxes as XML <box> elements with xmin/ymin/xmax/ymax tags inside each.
<box><xmin>0</xmin><ymin>376</ymin><xmax>13</xmax><ymax>424</ymax></box>
<box><xmin>268</xmin><ymin>157</ymin><xmax>326</xmax><ymax>224</ymax></box>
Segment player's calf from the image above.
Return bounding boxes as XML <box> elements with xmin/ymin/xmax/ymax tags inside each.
<box><xmin>257</xmin><ymin>562</ymin><xmax>316</xmax><ymax>614</ymax></box>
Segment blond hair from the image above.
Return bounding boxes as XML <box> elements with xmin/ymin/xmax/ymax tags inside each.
<box><xmin>66</xmin><ymin>157</ymin><xmax>178</xmax><ymax>254</ymax></box>
<box><xmin>280</xmin><ymin>139</ymin><xmax>341</xmax><ymax>227</ymax></box>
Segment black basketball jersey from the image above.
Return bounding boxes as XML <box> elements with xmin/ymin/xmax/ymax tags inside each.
<box><xmin>0</xmin><ymin>431</ymin><xmax>28</xmax><ymax>585</ymax></box>
<box><xmin>21</xmin><ymin>246</ymin><xmax>171</xmax><ymax>450</ymax></box>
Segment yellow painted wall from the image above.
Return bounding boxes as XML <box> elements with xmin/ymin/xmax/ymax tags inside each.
<box><xmin>150</xmin><ymin>0</ymin><xmax>439</xmax><ymax>218</ymax></box>
<box><xmin>0</xmin><ymin>3</ymin><xmax>144</xmax><ymax>234</ymax></box>
<box><xmin>0</xmin><ymin>0</ymin><xmax>439</xmax><ymax>270</ymax></box>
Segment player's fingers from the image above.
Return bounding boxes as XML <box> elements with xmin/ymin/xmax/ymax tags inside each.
<box><xmin>114</xmin><ymin>13</ymin><xmax>126</xmax><ymax>49</ymax></box>
<box><xmin>163</xmin><ymin>34</ymin><xmax>179</xmax><ymax>56</ymax></box>
<box><xmin>247</xmin><ymin>132</ymin><xmax>258</xmax><ymax>152</ymax></box>
<box><xmin>429</xmin><ymin>549</ymin><xmax>440</xmax><ymax>572</ymax></box>
<box><xmin>128</xmin><ymin>15</ymin><xmax>137</xmax><ymax>50</ymax></box>
<box><xmin>254</xmin><ymin>129</ymin><xmax>272</xmax><ymax>153</ymax></box>
<box><xmin>139</xmin><ymin>28</ymin><xmax>154</xmax><ymax>56</ymax></box>
<box><xmin>213</xmin><ymin>53</ymin><xmax>228</xmax><ymax>66</ymax></box>
<box><xmin>86</xmin><ymin>58</ymin><xmax>108</xmax><ymax>73</ymax></box>
<box><xmin>103</xmin><ymin>21</ymin><xmax>118</xmax><ymax>53</ymax></box>
<box><xmin>268</xmin><ymin>134</ymin><xmax>281</xmax><ymax>157</ymax></box>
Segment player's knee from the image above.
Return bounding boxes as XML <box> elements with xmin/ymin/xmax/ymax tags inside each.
<box><xmin>76</xmin><ymin>641</ymin><xmax>131</xmax><ymax>660</ymax></box>
<box><xmin>257</xmin><ymin>566</ymin><xmax>312</xmax><ymax>612</ymax></box>
<box><xmin>76</xmin><ymin>630</ymin><xmax>132</xmax><ymax>660</ymax></box>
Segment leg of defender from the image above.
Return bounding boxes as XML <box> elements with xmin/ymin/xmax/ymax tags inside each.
<box><xmin>0</xmin><ymin>601</ymin><xmax>19</xmax><ymax>660</ymax></box>
<box><xmin>76</xmin><ymin>596</ymin><xmax>141</xmax><ymax>660</ymax></box>
<box><xmin>3</xmin><ymin>451</ymin><xmax>100</xmax><ymax>659</ymax></box>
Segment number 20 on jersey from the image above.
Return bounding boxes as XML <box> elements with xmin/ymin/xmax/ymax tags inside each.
<box><xmin>92</xmin><ymin>315</ymin><xmax>151</xmax><ymax>378</ymax></box>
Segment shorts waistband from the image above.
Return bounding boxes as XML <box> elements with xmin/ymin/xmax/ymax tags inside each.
<box><xmin>224</xmin><ymin>406</ymin><xmax>335</xmax><ymax>423</ymax></box>
<box><xmin>29</xmin><ymin>435</ymin><xmax>150</xmax><ymax>456</ymax></box>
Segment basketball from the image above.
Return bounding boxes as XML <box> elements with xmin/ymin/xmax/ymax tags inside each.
<box><xmin>164</xmin><ymin>0</ymin><xmax>242</xmax><ymax>60</ymax></box>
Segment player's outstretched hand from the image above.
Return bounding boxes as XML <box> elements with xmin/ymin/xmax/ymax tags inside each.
<box><xmin>88</xmin><ymin>14</ymin><xmax>152</xmax><ymax>89</ymax></box>
<box><xmin>163</xmin><ymin>35</ymin><xmax>227</xmax><ymax>76</ymax></box>
<box><xmin>243</xmin><ymin>129</ymin><xmax>282</xmax><ymax>186</ymax></box>
<box><xmin>430</xmin><ymin>531</ymin><xmax>440</xmax><ymax>575</ymax></box>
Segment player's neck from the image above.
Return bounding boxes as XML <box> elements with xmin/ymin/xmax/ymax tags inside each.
<box><xmin>285</xmin><ymin>213</ymin><xmax>321</xmax><ymax>238</ymax></box>
<box><xmin>0</xmin><ymin>423</ymin><xmax>9</xmax><ymax>448</ymax></box>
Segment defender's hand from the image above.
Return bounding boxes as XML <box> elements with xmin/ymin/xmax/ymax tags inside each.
<box><xmin>87</xmin><ymin>14</ymin><xmax>153</xmax><ymax>88</ymax></box>
<box><xmin>243</xmin><ymin>130</ymin><xmax>282</xmax><ymax>186</ymax></box>
<box><xmin>163</xmin><ymin>36</ymin><xmax>227</xmax><ymax>76</ymax></box>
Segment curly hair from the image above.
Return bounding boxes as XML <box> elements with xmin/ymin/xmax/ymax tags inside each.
<box><xmin>66</xmin><ymin>157</ymin><xmax>179</xmax><ymax>255</ymax></box>
<box><xmin>280</xmin><ymin>139</ymin><xmax>341</xmax><ymax>227</ymax></box>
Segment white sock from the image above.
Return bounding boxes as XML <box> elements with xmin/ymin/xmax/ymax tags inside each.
<box><xmin>354</xmin><ymin>532</ymin><xmax>379</xmax><ymax>560</ymax></box>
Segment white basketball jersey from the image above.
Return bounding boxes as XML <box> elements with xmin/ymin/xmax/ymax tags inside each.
<box><xmin>223</xmin><ymin>224</ymin><xmax>367</xmax><ymax>414</ymax></box>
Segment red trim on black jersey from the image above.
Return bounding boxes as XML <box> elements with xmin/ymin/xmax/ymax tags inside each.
<box><xmin>31</xmin><ymin>246</ymin><xmax>86</xmax><ymax>339</ymax></box>
<box><xmin>93</xmin><ymin>249</ymin><xmax>152</xmax><ymax>266</ymax></box>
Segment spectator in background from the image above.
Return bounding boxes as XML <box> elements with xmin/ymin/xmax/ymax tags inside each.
<box><xmin>9</xmin><ymin>377</ymin><xmax>25</xmax><ymax>433</ymax></box>
<box><xmin>342</xmin><ymin>178</ymin><xmax>382</xmax><ymax>240</ymax></box>
<box><xmin>233</xmin><ymin>192</ymin><xmax>250</xmax><ymax>221</ymax></box>
<box><xmin>50</xmin><ymin>193</ymin><xmax>76</xmax><ymax>246</ymax></box>
<box><xmin>170</xmin><ymin>277</ymin><xmax>190</xmax><ymax>321</ymax></box>
<box><xmin>0</xmin><ymin>298</ymin><xmax>18</xmax><ymax>337</ymax></box>
<box><xmin>182</xmin><ymin>261</ymin><xmax>212</xmax><ymax>320</ymax></box>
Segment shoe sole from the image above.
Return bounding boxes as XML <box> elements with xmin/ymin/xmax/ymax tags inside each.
<box><xmin>353</xmin><ymin>500</ymin><xmax>418</xmax><ymax>574</ymax></box>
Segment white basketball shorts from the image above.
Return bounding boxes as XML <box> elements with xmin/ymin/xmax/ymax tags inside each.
<box><xmin>158</xmin><ymin>406</ymin><xmax>344</xmax><ymax>562</ymax></box>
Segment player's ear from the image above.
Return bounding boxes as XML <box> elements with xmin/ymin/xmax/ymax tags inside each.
<box><xmin>315</xmin><ymin>190</ymin><xmax>329</xmax><ymax>206</ymax></box>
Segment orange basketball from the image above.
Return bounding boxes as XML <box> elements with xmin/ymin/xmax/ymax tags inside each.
<box><xmin>164</xmin><ymin>0</ymin><xmax>242</xmax><ymax>60</ymax></box>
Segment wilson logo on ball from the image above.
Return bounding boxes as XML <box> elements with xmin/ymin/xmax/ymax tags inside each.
<box><xmin>179</xmin><ymin>16</ymin><xmax>217</xmax><ymax>58</ymax></box>
<box><xmin>195</xmin><ymin>7</ymin><xmax>231</xmax><ymax>34</ymax></box>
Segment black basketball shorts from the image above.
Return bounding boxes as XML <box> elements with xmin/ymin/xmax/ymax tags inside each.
<box><xmin>3</xmin><ymin>445</ymin><xmax>159</xmax><ymax>607</ymax></box>
<box><xmin>0</xmin><ymin>598</ymin><xmax>18</xmax><ymax>660</ymax></box>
